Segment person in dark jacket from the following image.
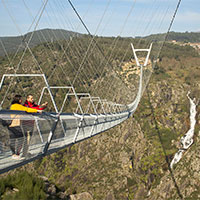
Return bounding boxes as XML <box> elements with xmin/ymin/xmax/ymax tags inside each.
<box><xmin>22</xmin><ymin>94</ymin><xmax>48</xmax><ymax>157</ymax></box>
<box><xmin>9</xmin><ymin>95</ymin><xmax>41</xmax><ymax>160</ymax></box>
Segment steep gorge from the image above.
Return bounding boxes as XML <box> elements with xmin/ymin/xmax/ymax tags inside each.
<box><xmin>29</xmin><ymin>55</ymin><xmax>200</xmax><ymax>199</ymax></box>
<box><xmin>0</xmin><ymin>39</ymin><xmax>200</xmax><ymax>199</ymax></box>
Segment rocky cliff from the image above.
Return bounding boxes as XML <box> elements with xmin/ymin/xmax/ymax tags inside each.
<box><xmin>0</xmin><ymin>40</ymin><xmax>200</xmax><ymax>200</ymax></box>
<box><xmin>31</xmin><ymin>57</ymin><xmax>199</xmax><ymax>199</ymax></box>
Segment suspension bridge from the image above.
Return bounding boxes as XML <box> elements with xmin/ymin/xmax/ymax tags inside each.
<box><xmin>0</xmin><ymin>0</ymin><xmax>180</xmax><ymax>174</ymax></box>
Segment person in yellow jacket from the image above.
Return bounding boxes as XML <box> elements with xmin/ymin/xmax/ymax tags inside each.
<box><xmin>9</xmin><ymin>95</ymin><xmax>42</xmax><ymax>160</ymax></box>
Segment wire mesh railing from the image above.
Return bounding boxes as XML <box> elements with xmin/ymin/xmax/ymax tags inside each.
<box><xmin>0</xmin><ymin>108</ymin><xmax>129</xmax><ymax>174</ymax></box>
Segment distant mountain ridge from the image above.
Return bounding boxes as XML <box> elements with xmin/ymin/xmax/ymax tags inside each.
<box><xmin>1</xmin><ymin>29</ymin><xmax>200</xmax><ymax>57</ymax></box>
<box><xmin>143</xmin><ymin>31</ymin><xmax>200</xmax><ymax>43</ymax></box>
<box><xmin>0</xmin><ymin>29</ymin><xmax>82</xmax><ymax>57</ymax></box>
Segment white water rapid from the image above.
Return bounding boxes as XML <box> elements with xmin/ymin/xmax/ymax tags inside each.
<box><xmin>170</xmin><ymin>92</ymin><xmax>197</xmax><ymax>169</ymax></box>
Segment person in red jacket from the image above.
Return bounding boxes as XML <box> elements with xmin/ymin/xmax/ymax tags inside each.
<box><xmin>24</xmin><ymin>94</ymin><xmax>48</xmax><ymax>110</ymax></box>
<box><xmin>8</xmin><ymin>94</ymin><xmax>41</xmax><ymax>160</ymax></box>
<box><xmin>22</xmin><ymin>94</ymin><xmax>48</xmax><ymax>157</ymax></box>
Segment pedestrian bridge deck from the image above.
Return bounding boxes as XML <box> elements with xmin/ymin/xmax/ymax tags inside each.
<box><xmin>0</xmin><ymin>110</ymin><xmax>129</xmax><ymax>174</ymax></box>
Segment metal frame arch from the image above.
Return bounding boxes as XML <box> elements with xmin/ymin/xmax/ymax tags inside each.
<box><xmin>0</xmin><ymin>74</ymin><xmax>58</xmax><ymax>112</ymax></box>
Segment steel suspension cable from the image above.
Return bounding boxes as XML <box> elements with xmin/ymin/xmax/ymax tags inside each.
<box><xmin>46</xmin><ymin>0</ymin><xmax>100</xmax><ymax>88</ymax></box>
<box><xmin>0</xmin><ymin>0</ymin><xmax>49</xmax><ymax>108</ymax></box>
<box><xmin>40</xmin><ymin>2</ymin><xmax>93</xmax><ymax>95</ymax></box>
<box><xmin>67</xmin><ymin>0</ymin><xmax>113</xmax><ymax>87</ymax></box>
<box><xmin>43</xmin><ymin>0</ymin><xmax>96</xmax><ymax>82</ymax></box>
<box><xmin>109</xmin><ymin>1</ymin><xmax>170</xmax><ymax>104</ymax></box>
<box><xmin>104</xmin><ymin>0</ymin><xmax>159</xmax><ymax>101</ymax></box>
<box><xmin>108</xmin><ymin>0</ymin><xmax>177</xmax><ymax>105</ymax></box>
<box><xmin>90</xmin><ymin>0</ymin><xmax>139</xmax><ymax>103</ymax></box>
<box><xmin>71</xmin><ymin>0</ymin><xmax>112</xmax><ymax>86</ymax></box>
<box><xmin>146</xmin><ymin>0</ymin><xmax>183</xmax><ymax>199</ymax></box>
<box><xmin>57</xmin><ymin>0</ymin><xmax>120</xmax><ymax>100</ymax></box>
<box><xmin>22</xmin><ymin>0</ymin><xmax>87</xmax><ymax>97</ymax></box>
<box><xmin>69</xmin><ymin>0</ymin><xmax>139</xmax><ymax>103</ymax></box>
<box><xmin>67</xmin><ymin>0</ymin><xmax>124</xmax><ymax>89</ymax></box>
<box><xmin>45</xmin><ymin>0</ymin><xmax>111</xmax><ymax>102</ymax></box>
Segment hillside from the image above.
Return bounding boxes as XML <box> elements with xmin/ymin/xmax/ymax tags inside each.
<box><xmin>0</xmin><ymin>35</ymin><xmax>199</xmax><ymax>199</ymax></box>
<box><xmin>143</xmin><ymin>31</ymin><xmax>200</xmax><ymax>43</ymax></box>
<box><xmin>0</xmin><ymin>29</ymin><xmax>81</xmax><ymax>57</ymax></box>
<box><xmin>1</xmin><ymin>29</ymin><xmax>200</xmax><ymax>58</ymax></box>
<box><xmin>0</xmin><ymin>33</ymin><xmax>198</xmax><ymax>110</ymax></box>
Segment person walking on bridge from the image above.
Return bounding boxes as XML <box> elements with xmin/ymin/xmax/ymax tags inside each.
<box><xmin>9</xmin><ymin>95</ymin><xmax>42</xmax><ymax>160</ymax></box>
<box><xmin>22</xmin><ymin>94</ymin><xmax>48</xmax><ymax>157</ymax></box>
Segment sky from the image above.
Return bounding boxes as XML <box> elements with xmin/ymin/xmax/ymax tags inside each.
<box><xmin>171</xmin><ymin>0</ymin><xmax>200</xmax><ymax>32</ymax></box>
<box><xmin>0</xmin><ymin>0</ymin><xmax>199</xmax><ymax>37</ymax></box>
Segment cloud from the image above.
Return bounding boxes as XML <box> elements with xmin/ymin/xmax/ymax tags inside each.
<box><xmin>172</xmin><ymin>11</ymin><xmax>200</xmax><ymax>32</ymax></box>
<box><xmin>176</xmin><ymin>11</ymin><xmax>200</xmax><ymax>22</ymax></box>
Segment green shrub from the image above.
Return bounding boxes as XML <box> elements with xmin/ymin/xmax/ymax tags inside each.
<box><xmin>0</xmin><ymin>171</ymin><xmax>46</xmax><ymax>200</ymax></box>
